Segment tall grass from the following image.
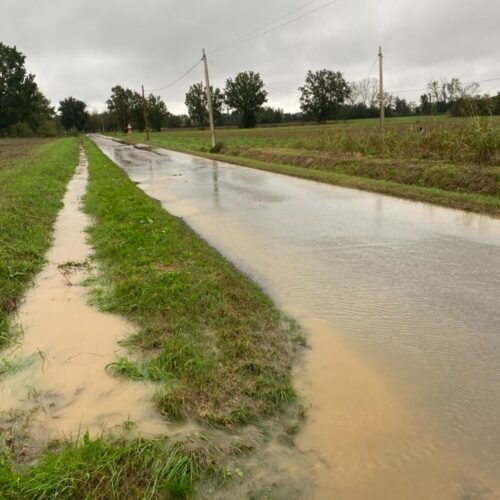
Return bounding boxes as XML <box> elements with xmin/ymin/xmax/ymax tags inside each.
<box><xmin>1</xmin><ymin>434</ymin><xmax>229</xmax><ymax>499</ymax></box>
<box><xmin>296</xmin><ymin>117</ymin><xmax>499</xmax><ymax>165</ymax></box>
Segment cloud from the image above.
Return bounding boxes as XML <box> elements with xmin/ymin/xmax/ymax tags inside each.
<box><xmin>2</xmin><ymin>0</ymin><xmax>499</xmax><ymax>113</ymax></box>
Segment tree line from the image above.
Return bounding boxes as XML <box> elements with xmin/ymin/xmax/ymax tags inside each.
<box><xmin>2</xmin><ymin>41</ymin><xmax>499</xmax><ymax>137</ymax></box>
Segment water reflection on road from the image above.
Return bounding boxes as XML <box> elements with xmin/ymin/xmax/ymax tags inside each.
<box><xmin>93</xmin><ymin>136</ymin><xmax>500</xmax><ymax>499</ymax></box>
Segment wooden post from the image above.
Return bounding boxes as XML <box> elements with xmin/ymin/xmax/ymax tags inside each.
<box><xmin>378</xmin><ymin>46</ymin><xmax>385</xmax><ymax>130</ymax></box>
<box><xmin>202</xmin><ymin>49</ymin><xmax>216</xmax><ymax>148</ymax></box>
<box><xmin>141</xmin><ymin>84</ymin><xmax>150</xmax><ymax>140</ymax></box>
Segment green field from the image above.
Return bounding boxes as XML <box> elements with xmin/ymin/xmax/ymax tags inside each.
<box><xmin>117</xmin><ymin>115</ymin><xmax>500</xmax><ymax>216</ymax></box>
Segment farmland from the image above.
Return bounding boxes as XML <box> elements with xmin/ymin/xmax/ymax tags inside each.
<box><xmin>119</xmin><ymin>115</ymin><xmax>500</xmax><ymax>216</ymax></box>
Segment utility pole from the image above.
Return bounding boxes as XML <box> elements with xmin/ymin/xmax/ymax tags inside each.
<box><xmin>141</xmin><ymin>84</ymin><xmax>150</xmax><ymax>141</ymax></box>
<box><xmin>202</xmin><ymin>48</ymin><xmax>216</xmax><ymax>148</ymax></box>
<box><xmin>378</xmin><ymin>46</ymin><xmax>385</xmax><ymax>130</ymax></box>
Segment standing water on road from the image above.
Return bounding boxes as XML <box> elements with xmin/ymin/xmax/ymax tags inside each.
<box><xmin>93</xmin><ymin>136</ymin><xmax>500</xmax><ymax>499</ymax></box>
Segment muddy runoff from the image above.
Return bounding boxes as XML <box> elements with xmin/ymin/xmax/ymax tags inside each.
<box><xmin>0</xmin><ymin>148</ymin><xmax>167</xmax><ymax>439</ymax></box>
<box><xmin>92</xmin><ymin>135</ymin><xmax>500</xmax><ymax>500</ymax></box>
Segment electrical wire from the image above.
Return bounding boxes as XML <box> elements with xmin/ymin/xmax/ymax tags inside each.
<box><xmin>209</xmin><ymin>0</ymin><xmax>340</xmax><ymax>55</ymax></box>
<box><xmin>146</xmin><ymin>58</ymin><xmax>203</xmax><ymax>93</ymax></box>
<box><xmin>209</xmin><ymin>0</ymin><xmax>319</xmax><ymax>54</ymax></box>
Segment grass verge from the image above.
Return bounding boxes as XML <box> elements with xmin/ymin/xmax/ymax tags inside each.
<box><xmin>0</xmin><ymin>431</ymin><xmax>250</xmax><ymax>499</ymax></box>
<box><xmin>83</xmin><ymin>137</ymin><xmax>302</xmax><ymax>426</ymax></box>
<box><xmin>0</xmin><ymin>138</ymin><xmax>79</xmax><ymax>348</ymax></box>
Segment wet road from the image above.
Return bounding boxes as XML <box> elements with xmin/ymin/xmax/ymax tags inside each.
<box><xmin>93</xmin><ymin>135</ymin><xmax>500</xmax><ymax>499</ymax></box>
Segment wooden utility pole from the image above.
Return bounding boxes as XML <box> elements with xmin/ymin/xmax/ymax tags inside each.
<box><xmin>378</xmin><ymin>46</ymin><xmax>385</xmax><ymax>130</ymax></box>
<box><xmin>141</xmin><ymin>84</ymin><xmax>150</xmax><ymax>140</ymax></box>
<box><xmin>202</xmin><ymin>49</ymin><xmax>216</xmax><ymax>148</ymax></box>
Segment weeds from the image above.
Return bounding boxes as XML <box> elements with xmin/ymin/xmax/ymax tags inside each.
<box><xmin>0</xmin><ymin>355</ymin><xmax>35</xmax><ymax>380</ymax></box>
<box><xmin>3</xmin><ymin>434</ymin><xmax>228</xmax><ymax>499</ymax></box>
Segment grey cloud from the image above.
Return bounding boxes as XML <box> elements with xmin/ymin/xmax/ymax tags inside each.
<box><xmin>2</xmin><ymin>0</ymin><xmax>499</xmax><ymax>114</ymax></box>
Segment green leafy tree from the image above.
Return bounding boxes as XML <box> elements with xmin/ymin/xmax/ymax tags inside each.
<box><xmin>224</xmin><ymin>72</ymin><xmax>267</xmax><ymax>128</ymax></box>
<box><xmin>185</xmin><ymin>82</ymin><xmax>224</xmax><ymax>127</ymax></box>
<box><xmin>299</xmin><ymin>69</ymin><xmax>350</xmax><ymax>123</ymax></box>
<box><xmin>106</xmin><ymin>85</ymin><xmax>135</xmax><ymax>132</ymax></box>
<box><xmin>147</xmin><ymin>94</ymin><xmax>168</xmax><ymax>131</ymax></box>
<box><xmin>58</xmin><ymin>97</ymin><xmax>89</xmax><ymax>131</ymax></box>
<box><xmin>0</xmin><ymin>42</ymin><xmax>53</xmax><ymax>134</ymax></box>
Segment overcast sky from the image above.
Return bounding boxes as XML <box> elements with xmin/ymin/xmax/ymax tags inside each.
<box><xmin>2</xmin><ymin>0</ymin><xmax>499</xmax><ymax>114</ymax></box>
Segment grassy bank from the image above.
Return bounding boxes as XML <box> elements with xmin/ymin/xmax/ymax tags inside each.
<box><xmin>0</xmin><ymin>138</ymin><xmax>304</xmax><ymax>498</ymax></box>
<box><xmin>0</xmin><ymin>138</ymin><xmax>79</xmax><ymax>348</ymax></box>
<box><xmin>83</xmin><ymin>138</ymin><xmax>302</xmax><ymax>426</ymax></box>
<box><xmin>114</xmin><ymin>115</ymin><xmax>500</xmax><ymax>216</ymax></box>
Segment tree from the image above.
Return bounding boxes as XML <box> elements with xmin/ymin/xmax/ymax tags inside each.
<box><xmin>0</xmin><ymin>42</ymin><xmax>53</xmax><ymax>135</ymax></box>
<box><xmin>185</xmin><ymin>82</ymin><xmax>208</xmax><ymax>127</ymax></box>
<box><xmin>257</xmin><ymin>106</ymin><xmax>284</xmax><ymax>124</ymax></box>
<box><xmin>185</xmin><ymin>82</ymin><xmax>224</xmax><ymax>127</ymax></box>
<box><xmin>58</xmin><ymin>97</ymin><xmax>89</xmax><ymax>131</ymax></box>
<box><xmin>106</xmin><ymin>85</ymin><xmax>135</xmax><ymax>132</ymax></box>
<box><xmin>224</xmin><ymin>71</ymin><xmax>267</xmax><ymax>128</ymax></box>
<box><xmin>394</xmin><ymin>97</ymin><xmax>412</xmax><ymax>116</ymax></box>
<box><xmin>147</xmin><ymin>94</ymin><xmax>168</xmax><ymax>131</ymax></box>
<box><xmin>299</xmin><ymin>69</ymin><xmax>350</xmax><ymax>123</ymax></box>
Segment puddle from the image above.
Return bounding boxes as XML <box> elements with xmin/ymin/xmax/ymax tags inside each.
<box><xmin>0</xmin><ymin>147</ymin><xmax>167</xmax><ymax>439</ymax></box>
<box><xmin>92</xmin><ymin>135</ymin><xmax>500</xmax><ymax>499</ymax></box>
<box><xmin>294</xmin><ymin>315</ymin><xmax>498</xmax><ymax>499</ymax></box>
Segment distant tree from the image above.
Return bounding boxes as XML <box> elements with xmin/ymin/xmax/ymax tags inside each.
<box><xmin>394</xmin><ymin>97</ymin><xmax>412</xmax><ymax>116</ymax></box>
<box><xmin>418</xmin><ymin>94</ymin><xmax>432</xmax><ymax>114</ymax></box>
<box><xmin>185</xmin><ymin>82</ymin><xmax>224</xmax><ymax>127</ymax></box>
<box><xmin>257</xmin><ymin>106</ymin><xmax>284</xmax><ymax>124</ymax></box>
<box><xmin>147</xmin><ymin>94</ymin><xmax>168</xmax><ymax>131</ymax></box>
<box><xmin>299</xmin><ymin>69</ymin><xmax>350</xmax><ymax>123</ymax></box>
<box><xmin>0</xmin><ymin>42</ymin><xmax>53</xmax><ymax>135</ymax></box>
<box><xmin>224</xmin><ymin>71</ymin><xmax>267</xmax><ymax>128</ymax></box>
<box><xmin>185</xmin><ymin>82</ymin><xmax>208</xmax><ymax>127</ymax></box>
<box><xmin>106</xmin><ymin>85</ymin><xmax>135</xmax><ymax>132</ymax></box>
<box><xmin>58</xmin><ymin>97</ymin><xmax>89</xmax><ymax>131</ymax></box>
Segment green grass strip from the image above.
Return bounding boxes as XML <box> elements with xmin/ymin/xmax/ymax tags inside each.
<box><xmin>1</xmin><ymin>433</ymin><xmax>233</xmax><ymax>499</ymax></box>
<box><xmin>83</xmin><ymin>138</ymin><xmax>302</xmax><ymax>426</ymax></box>
<box><xmin>0</xmin><ymin>138</ymin><xmax>79</xmax><ymax>348</ymax></box>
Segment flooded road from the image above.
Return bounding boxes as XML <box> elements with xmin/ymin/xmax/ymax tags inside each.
<box><xmin>93</xmin><ymin>136</ymin><xmax>500</xmax><ymax>499</ymax></box>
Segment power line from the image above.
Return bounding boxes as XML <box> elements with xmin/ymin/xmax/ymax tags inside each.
<box><xmin>365</xmin><ymin>56</ymin><xmax>379</xmax><ymax>80</ymax></box>
<box><xmin>209</xmin><ymin>0</ymin><xmax>340</xmax><ymax>55</ymax></box>
<box><xmin>209</xmin><ymin>0</ymin><xmax>319</xmax><ymax>55</ymax></box>
<box><xmin>146</xmin><ymin>58</ymin><xmax>203</xmax><ymax>93</ymax></box>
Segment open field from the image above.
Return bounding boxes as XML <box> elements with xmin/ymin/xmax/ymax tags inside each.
<box><xmin>0</xmin><ymin>138</ymin><xmax>305</xmax><ymax>498</ymax></box>
<box><xmin>117</xmin><ymin>115</ymin><xmax>500</xmax><ymax>216</ymax></box>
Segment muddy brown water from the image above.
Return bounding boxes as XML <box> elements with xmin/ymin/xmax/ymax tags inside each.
<box><xmin>0</xmin><ymin>148</ymin><xmax>168</xmax><ymax>439</ymax></box>
<box><xmin>92</xmin><ymin>135</ymin><xmax>500</xmax><ymax>499</ymax></box>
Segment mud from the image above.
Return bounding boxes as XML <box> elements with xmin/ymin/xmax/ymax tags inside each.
<box><xmin>0</xmin><ymin>148</ymin><xmax>167</xmax><ymax>439</ymax></box>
